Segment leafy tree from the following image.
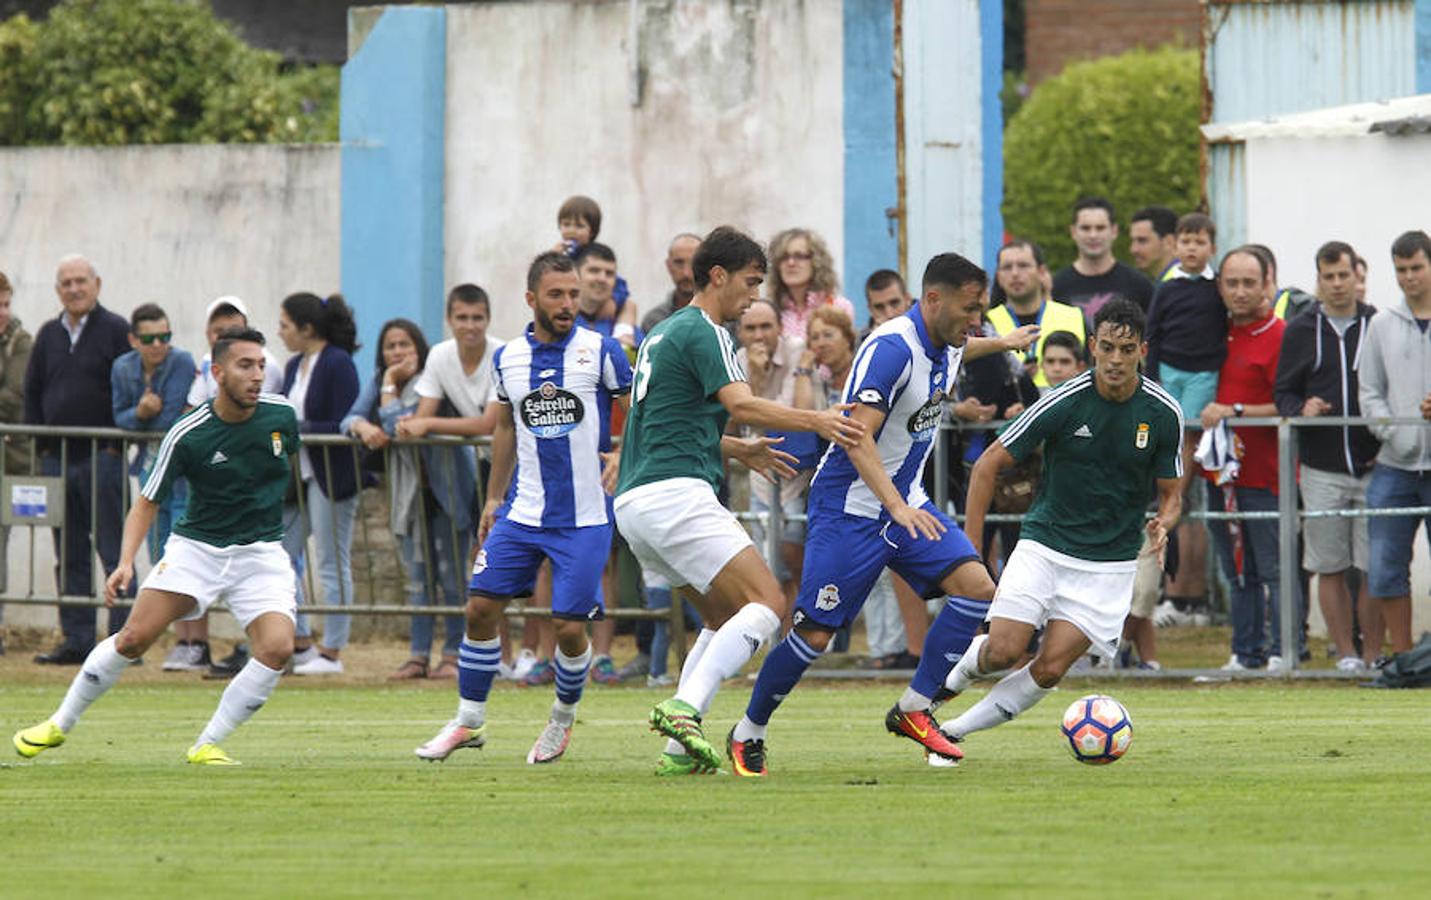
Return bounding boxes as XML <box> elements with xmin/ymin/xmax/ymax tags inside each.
<box><xmin>1</xmin><ymin>0</ymin><xmax>337</xmax><ymax>145</ymax></box>
<box><xmin>1003</xmin><ymin>47</ymin><xmax>1201</xmax><ymax>271</ymax></box>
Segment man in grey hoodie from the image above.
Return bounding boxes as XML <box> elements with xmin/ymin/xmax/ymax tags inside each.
<box><xmin>1358</xmin><ymin>230</ymin><xmax>1431</xmax><ymax>659</ymax></box>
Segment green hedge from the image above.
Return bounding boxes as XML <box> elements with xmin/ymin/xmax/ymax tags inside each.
<box><xmin>1003</xmin><ymin>47</ymin><xmax>1201</xmax><ymax>271</ymax></box>
<box><xmin>0</xmin><ymin>0</ymin><xmax>337</xmax><ymax>146</ymax></box>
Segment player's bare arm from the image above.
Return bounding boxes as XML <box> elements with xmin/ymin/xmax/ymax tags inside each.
<box><xmin>721</xmin><ymin>434</ymin><xmax>800</xmax><ymax>483</ymax></box>
<box><xmin>963</xmin><ymin>324</ymin><xmax>1040</xmax><ymax>361</ymax></box>
<box><xmin>480</xmin><ymin>401</ymin><xmax>517</xmax><ymax>543</ymax></box>
<box><xmin>715</xmin><ymin>380</ymin><xmax>864</xmax><ymax>447</ymax></box>
<box><xmin>963</xmin><ymin>438</ymin><xmax>1015</xmax><ymax>558</ymax></box>
<box><xmin>842</xmin><ymin>403</ymin><xmax>945</xmax><ymax>540</ymax></box>
<box><xmin>105</xmin><ymin>495</ymin><xmax>161</xmax><ymax>604</ymax></box>
<box><xmin>599</xmin><ymin>393</ymin><xmax>631</xmax><ymax>494</ymax></box>
<box><xmin>1144</xmin><ymin>476</ymin><xmax>1182</xmax><ymax>555</ymax></box>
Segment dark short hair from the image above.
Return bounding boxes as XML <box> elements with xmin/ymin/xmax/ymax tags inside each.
<box><xmin>557</xmin><ymin>195</ymin><xmax>602</xmax><ymax>240</ymax></box>
<box><xmin>1091</xmin><ymin>297</ymin><xmax>1145</xmax><ymax>341</ymax></box>
<box><xmin>282</xmin><ymin>292</ymin><xmax>358</xmax><ymax>354</ymax></box>
<box><xmin>1221</xmin><ymin>245</ymin><xmax>1271</xmax><ymax>282</ymax></box>
<box><xmin>1391</xmin><ymin>230</ymin><xmax>1431</xmax><ymax>262</ymax></box>
<box><xmin>1176</xmin><ymin>212</ymin><xmax>1216</xmax><ymax>242</ymax></box>
<box><xmin>130</xmin><ymin>303</ymin><xmax>168</xmax><ymax>331</ymax></box>
<box><xmin>1131</xmin><ymin>206</ymin><xmax>1178</xmax><ymax>238</ymax></box>
<box><xmin>693</xmin><ymin>226</ymin><xmax>767</xmax><ymax>290</ymax></box>
<box><xmin>212</xmin><ymin>326</ymin><xmax>266</xmax><ymax>365</ymax></box>
<box><xmin>526</xmin><ymin>252</ymin><xmax>577</xmax><ymax>294</ymax></box>
<box><xmin>1042</xmin><ymin>329</ymin><xmax>1085</xmax><ymax>363</ymax></box>
<box><xmin>921</xmin><ymin>252</ymin><xmax>988</xmax><ymax>295</ymax></box>
<box><xmin>864</xmin><ymin>268</ymin><xmax>906</xmax><ymax>298</ymax></box>
<box><xmin>1315</xmin><ymin>240</ymin><xmax>1357</xmax><ymax>273</ymax></box>
<box><xmin>447</xmin><ymin>282</ymin><xmax>491</xmax><ymax>316</ymax></box>
<box><xmin>1072</xmin><ymin>196</ymin><xmax>1115</xmax><ymax>224</ymax></box>
<box><xmin>996</xmin><ymin>239</ymin><xmax>1047</xmax><ymax>268</ymax></box>
<box><xmin>1243</xmin><ymin>242</ymin><xmax>1278</xmax><ymax>276</ymax></box>
<box><xmin>574</xmin><ymin>242</ymin><xmax>617</xmax><ymax>268</ymax></box>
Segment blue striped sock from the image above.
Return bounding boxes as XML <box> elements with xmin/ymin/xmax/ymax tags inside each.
<box><xmin>744</xmin><ymin>630</ymin><xmax>823</xmax><ymax>727</ymax></box>
<box><xmin>909</xmin><ymin>596</ymin><xmax>991</xmax><ymax>701</ymax></box>
<box><xmin>554</xmin><ymin>645</ymin><xmax>592</xmax><ymax>707</ymax></box>
<box><xmin>458</xmin><ymin>637</ymin><xmax>501</xmax><ymax>702</ymax></box>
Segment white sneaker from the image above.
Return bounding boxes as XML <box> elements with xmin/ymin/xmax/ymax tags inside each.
<box><xmin>509</xmin><ymin>649</ymin><xmax>538</xmax><ymax>681</ymax></box>
<box><xmin>1266</xmin><ymin>655</ymin><xmax>1289</xmax><ymax>673</ymax></box>
<box><xmin>1336</xmin><ymin>656</ymin><xmax>1368</xmax><ymax>674</ymax></box>
<box><xmin>1220</xmin><ymin>654</ymin><xmax>1251</xmax><ymax>672</ymax></box>
<box><xmin>415</xmin><ymin>721</ymin><xmax>486</xmax><ymax>761</ymax></box>
<box><xmin>646</xmin><ymin>673</ymin><xmax>675</xmax><ymax>688</ymax></box>
<box><xmin>527</xmin><ymin>718</ymin><xmax>572</xmax><ymax>764</ymax></box>
<box><xmin>292</xmin><ymin>654</ymin><xmax>344</xmax><ymax>675</ymax></box>
<box><xmin>162</xmin><ymin>642</ymin><xmax>204</xmax><ymax>672</ymax></box>
<box><xmin>290</xmin><ymin>646</ymin><xmax>320</xmax><ymax>668</ymax></box>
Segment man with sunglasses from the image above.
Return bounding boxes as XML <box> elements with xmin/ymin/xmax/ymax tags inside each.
<box><xmin>112</xmin><ymin>303</ymin><xmax>197</xmax><ymax>670</ymax></box>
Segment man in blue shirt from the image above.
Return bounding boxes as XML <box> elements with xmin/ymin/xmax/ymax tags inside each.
<box><xmin>112</xmin><ymin>303</ymin><xmax>197</xmax><ymax>669</ymax></box>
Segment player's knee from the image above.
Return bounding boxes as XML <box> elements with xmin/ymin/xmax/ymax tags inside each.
<box><xmin>982</xmin><ymin>634</ymin><xmax>1023</xmax><ymax>672</ymax></box>
<box><xmin>114</xmin><ymin>624</ymin><xmax>158</xmax><ymax>658</ymax></box>
<box><xmin>250</xmin><ymin>637</ymin><xmax>293</xmax><ymax>670</ymax></box>
<box><xmin>552</xmin><ymin>619</ymin><xmax>587</xmax><ymax>654</ymax></box>
<box><xmin>1028</xmin><ymin>655</ymin><xmax>1068</xmax><ymax>688</ymax></box>
<box><xmin>464</xmin><ymin>595</ymin><xmax>503</xmax><ymax>633</ymax></box>
<box><xmin>795</xmin><ymin>625</ymin><xmax>835</xmax><ymax>654</ymax></box>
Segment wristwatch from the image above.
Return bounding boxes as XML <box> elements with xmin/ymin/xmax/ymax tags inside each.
<box><xmin>793</xmin><ymin>367</ymin><xmax>814</xmax><ymax>378</ymax></box>
<box><xmin>1232</xmin><ymin>402</ymin><xmax>1245</xmax><ymax>417</ymax></box>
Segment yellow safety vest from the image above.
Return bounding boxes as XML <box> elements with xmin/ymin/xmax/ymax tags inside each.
<box><xmin>987</xmin><ymin>299</ymin><xmax>1087</xmax><ymax>388</ymax></box>
<box><xmin>1274</xmin><ymin>288</ymin><xmax>1292</xmax><ymax>320</ymax></box>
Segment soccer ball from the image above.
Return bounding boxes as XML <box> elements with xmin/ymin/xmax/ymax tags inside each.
<box><xmin>1060</xmin><ymin>694</ymin><xmax>1133</xmax><ymax>765</ymax></box>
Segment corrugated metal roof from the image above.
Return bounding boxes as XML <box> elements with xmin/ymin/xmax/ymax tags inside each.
<box><xmin>1205</xmin><ymin>1</ymin><xmax>1416</xmax><ymax>124</ymax></box>
<box><xmin>1202</xmin><ymin>93</ymin><xmax>1431</xmax><ymax>141</ymax></box>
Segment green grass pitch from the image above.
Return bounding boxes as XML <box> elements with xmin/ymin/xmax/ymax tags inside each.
<box><xmin>3</xmin><ymin>679</ymin><xmax>1429</xmax><ymax>898</ymax></box>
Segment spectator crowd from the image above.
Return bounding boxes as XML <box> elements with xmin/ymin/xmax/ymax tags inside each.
<box><xmin>1</xmin><ymin>192</ymin><xmax>1428</xmax><ymax>678</ymax></box>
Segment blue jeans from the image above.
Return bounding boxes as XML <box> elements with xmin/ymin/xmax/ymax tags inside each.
<box><xmin>147</xmin><ymin>478</ymin><xmax>188</xmax><ymax>565</ymax></box>
<box><xmin>43</xmin><ymin>449</ymin><xmax>129</xmax><ymax>650</ymax></box>
<box><xmin>400</xmin><ymin>509</ymin><xmax>470</xmax><ymax>659</ymax></box>
<box><xmin>284</xmin><ymin>480</ymin><xmax>359</xmax><ymax>651</ymax></box>
<box><xmin>1205</xmin><ymin>485</ymin><xmax>1301</xmax><ymax>666</ymax></box>
<box><xmin>1365</xmin><ymin>464</ymin><xmax>1431</xmax><ymax>598</ymax></box>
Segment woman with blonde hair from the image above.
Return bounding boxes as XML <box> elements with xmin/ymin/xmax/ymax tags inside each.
<box><xmin>768</xmin><ymin>228</ymin><xmax>855</xmax><ymax>340</ymax></box>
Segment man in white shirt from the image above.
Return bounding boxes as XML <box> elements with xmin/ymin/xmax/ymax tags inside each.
<box><xmin>397</xmin><ymin>284</ymin><xmax>504</xmax><ymax>439</ymax></box>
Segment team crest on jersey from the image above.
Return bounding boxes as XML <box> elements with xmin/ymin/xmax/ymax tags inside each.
<box><xmin>270</xmin><ymin>431</ymin><xmax>283</xmax><ymax>456</ymax></box>
<box><xmin>472</xmin><ymin>549</ymin><xmax>488</xmax><ymax>575</ymax></box>
<box><xmin>1136</xmin><ymin>422</ymin><xmax>1150</xmax><ymax>449</ymax></box>
<box><xmin>574</xmin><ymin>349</ymin><xmax>593</xmax><ymax>368</ymax></box>
<box><xmin>906</xmin><ymin>389</ymin><xmax>945</xmax><ymax>440</ymax></box>
<box><xmin>520</xmin><ymin>382</ymin><xmax>585</xmax><ymax>438</ymax></box>
<box><xmin>815</xmin><ymin>583</ymin><xmax>841</xmax><ymax>611</ymax></box>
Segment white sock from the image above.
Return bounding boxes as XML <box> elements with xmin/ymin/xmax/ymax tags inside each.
<box><xmin>53</xmin><ymin>636</ymin><xmax>132</xmax><ymax>732</ymax></box>
<box><xmin>897</xmin><ymin>687</ymin><xmax>932</xmax><ymax>713</ymax></box>
<box><xmin>731</xmin><ymin>715</ymin><xmax>765</xmax><ymax>742</ymax></box>
<box><xmin>942</xmin><ymin>664</ymin><xmax>1051</xmax><ymax>741</ymax></box>
<box><xmin>457</xmin><ymin>699</ymin><xmax>486</xmax><ymax>729</ymax></box>
<box><xmin>194</xmin><ymin>659</ymin><xmax>282</xmax><ymax>748</ymax></box>
<box><xmin>664</xmin><ymin>627</ymin><xmax>715</xmax><ymax>756</ymax></box>
<box><xmin>673</xmin><ymin>603</ymin><xmax>780</xmax><ymax>713</ymax></box>
<box><xmin>944</xmin><ymin>633</ymin><xmax>995</xmax><ymax>695</ymax></box>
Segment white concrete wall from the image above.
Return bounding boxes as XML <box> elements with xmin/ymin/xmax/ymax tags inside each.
<box><xmin>0</xmin><ymin>144</ymin><xmax>340</xmax><ymax>362</ymax></box>
<box><xmin>0</xmin><ymin>143</ymin><xmax>340</xmax><ymax>631</ymax></box>
<box><xmin>1245</xmin><ymin>132</ymin><xmax>1431</xmax><ymax>636</ymax></box>
<box><xmin>443</xmin><ymin>0</ymin><xmax>845</xmax><ymax>342</ymax></box>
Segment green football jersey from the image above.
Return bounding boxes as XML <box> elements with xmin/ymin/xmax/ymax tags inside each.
<box><xmin>617</xmin><ymin>305</ymin><xmax>745</xmax><ymax>495</ymax></box>
<box><xmin>1000</xmin><ymin>372</ymin><xmax>1182</xmax><ymax>562</ymax></box>
<box><xmin>141</xmin><ymin>396</ymin><xmax>301</xmax><ymax>547</ymax></box>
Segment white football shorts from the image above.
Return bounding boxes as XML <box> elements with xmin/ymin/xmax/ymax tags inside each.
<box><xmin>615</xmin><ymin>478</ymin><xmax>753</xmax><ymax>595</ymax></box>
<box><xmin>143</xmin><ymin>534</ymin><xmax>298</xmax><ymax>630</ymax></box>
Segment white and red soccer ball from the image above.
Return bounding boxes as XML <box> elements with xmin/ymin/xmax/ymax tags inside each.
<box><xmin>1060</xmin><ymin>694</ymin><xmax>1133</xmax><ymax>764</ymax></box>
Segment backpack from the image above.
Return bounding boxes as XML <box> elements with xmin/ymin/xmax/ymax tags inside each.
<box><xmin>1367</xmin><ymin>633</ymin><xmax>1431</xmax><ymax>688</ymax></box>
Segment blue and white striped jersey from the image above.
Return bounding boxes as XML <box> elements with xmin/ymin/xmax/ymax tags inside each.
<box><xmin>493</xmin><ymin>324</ymin><xmax>632</xmax><ymax>528</ymax></box>
<box><xmin>809</xmin><ymin>305</ymin><xmax>962</xmax><ymax>519</ymax></box>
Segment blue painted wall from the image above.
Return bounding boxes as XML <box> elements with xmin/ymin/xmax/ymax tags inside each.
<box><xmin>340</xmin><ymin>7</ymin><xmax>446</xmax><ymax>374</ymax></box>
<box><xmin>1418</xmin><ymin>0</ymin><xmax>1431</xmax><ymax>93</ymax></box>
<box><xmin>842</xmin><ymin>0</ymin><xmax>899</xmax><ymax>325</ymax></box>
<box><xmin>979</xmin><ymin>0</ymin><xmax>1004</xmax><ymax>271</ymax></box>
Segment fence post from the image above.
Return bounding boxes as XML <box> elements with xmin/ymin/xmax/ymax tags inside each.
<box><xmin>1277</xmin><ymin>418</ymin><xmax>1299</xmax><ymax>676</ymax></box>
<box><xmin>766</xmin><ymin>472</ymin><xmax>782</xmax><ymax>576</ymax></box>
<box><xmin>934</xmin><ymin>420</ymin><xmax>950</xmax><ymax>511</ymax></box>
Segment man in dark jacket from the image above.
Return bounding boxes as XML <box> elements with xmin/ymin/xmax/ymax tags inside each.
<box><xmin>1274</xmin><ymin>241</ymin><xmax>1380</xmax><ymax>671</ymax></box>
<box><xmin>23</xmin><ymin>255</ymin><xmax>133</xmax><ymax>664</ymax></box>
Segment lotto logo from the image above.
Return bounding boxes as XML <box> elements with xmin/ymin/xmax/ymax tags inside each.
<box><xmin>815</xmin><ymin>583</ymin><xmax>841</xmax><ymax>611</ymax></box>
<box><xmin>471</xmin><ymin>549</ymin><xmax>488</xmax><ymax>575</ymax></box>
